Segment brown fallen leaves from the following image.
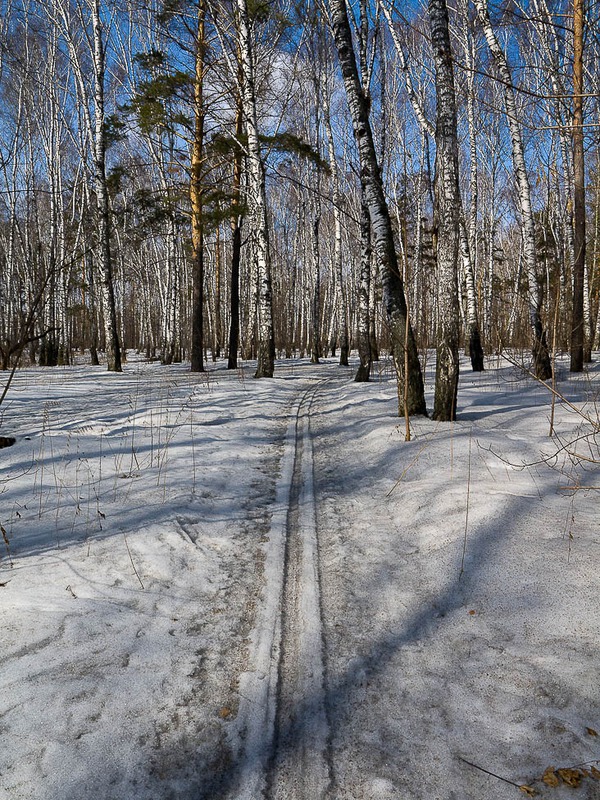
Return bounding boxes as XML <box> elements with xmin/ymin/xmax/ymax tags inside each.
<box><xmin>542</xmin><ymin>766</ymin><xmax>561</xmax><ymax>787</ymax></box>
<box><xmin>556</xmin><ymin>768</ymin><xmax>583</xmax><ymax>788</ymax></box>
<box><xmin>520</xmin><ymin>762</ymin><xmax>600</xmax><ymax>796</ymax></box>
<box><xmin>519</xmin><ymin>785</ymin><xmax>537</xmax><ymax>797</ymax></box>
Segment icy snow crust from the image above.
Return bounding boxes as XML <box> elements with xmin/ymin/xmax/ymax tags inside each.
<box><xmin>0</xmin><ymin>354</ymin><xmax>598</xmax><ymax>799</ymax></box>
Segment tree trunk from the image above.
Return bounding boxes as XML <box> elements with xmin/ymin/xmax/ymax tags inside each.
<box><xmin>462</xmin><ymin>1</ymin><xmax>485</xmax><ymax>371</ymax></box>
<box><xmin>592</xmin><ymin>156</ymin><xmax>600</xmax><ymax>351</ymax></box>
<box><xmin>310</xmin><ymin>194</ymin><xmax>321</xmax><ymax>364</ymax></box>
<box><xmin>190</xmin><ymin>1</ymin><xmax>206</xmax><ymax>373</ymax></box>
<box><xmin>92</xmin><ymin>0</ymin><xmax>121</xmax><ymax>373</ymax></box>
<box><xmin>329</xmin><ymin>0</ymin><xmax>426</xmax><ymax>415</ymax></box>
<box><xmin>583</xmin><ymin>262</ymin><xmax>592</xmax><ymax>362</ymax></box>
<box><xmin>355</xmin><ymin>189</ymin><xmax>372</xmax><ymax>382</ymax></box>
<box><xmin>368</xmin><ymin>254</ymin><xmax>380</xmax><ymax>362</ymax></box>
<box><xmin>227</xmin><ymin>97</ymin><xmax>244</xmax><ymax>370</ymax></box>
<box><xmin>383</xmin><ymin>0</ymin><xmax>483</xmax><ymax>373</ymax></box>
<box><xmin>475</xmin><ymin>0</ymin><xmax>551</xmax><ymax>379</ymax></box>
<box><xmin>460</xmin><ymin>220</ymin><xmax>484</xmax><ymax>371</ymax></box>
<box><xmin>570</xmin><ymin>0</ymin><xmax>585</xmax><ymax>371</ymax></box>
<box><xmin>237</xmin><ymin>0</ymin><xmax>274</xmax><ymax>378</ymax></box>
<box><xmin>228</xmin><ymin>220</ymin><xmax>242</xmax><ymax>369</ymax></box>
<box><xmin>322</xmin><ymin>66</ymin><xmax>349</xmax><ymax>366</ymax></box>
<box><xmin>214</xmin><ymin>225</ymin><xmax>222</xmax><ymax>360</ymax></box>
<box><xmin>429</xmin><ymin>0</ymin><xmax>461</xmax><ymax>421</ymax></box>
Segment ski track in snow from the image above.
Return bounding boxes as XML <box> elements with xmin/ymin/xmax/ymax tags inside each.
<box><xmin>227</xmin><ymin>376</ymin><xmax>336</xmax><ymax>800</ymax></box>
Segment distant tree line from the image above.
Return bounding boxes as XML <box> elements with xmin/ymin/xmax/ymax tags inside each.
<box><xmin>0</xmin><ymin>0</ymin><xmax>598</xmax><ymax>418</ymax></box>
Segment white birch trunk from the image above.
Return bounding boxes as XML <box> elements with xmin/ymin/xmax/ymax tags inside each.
<box><xmin>428</xmin><ymin>0</ymin><xmax>461</xmax><ymax>421</ymax></box>
<box><xmin>462</xmin><ymin>1</ymin><xmax>484</xmax><ymax>370</ymax></box>
<box><xmin>485</xmin><ymin>214</ymin><xmax>495</xmax><ymax>344</ymax></box>
<box><xmin>190</xmin><ymin>0</ymin><xmax>206</xmax><ymax>372</ymax></box>
<box><xmin>474</xmin><ymin>0</ymin><xmax>551</xmax><ymax>379</ymax></box>
<box><xmin>329</xmin><ymin>0</ymin><xmax>426</xmax><ymax>415</ymax></box>
<box><xmin>92</xmin><ymin>0</ymin><xmax>121</xmax><ymax>372</ymax></box>
<box><xmin>310</xmin><ymin>190</ymin><xmax>321</xmax><ymax>364</ymax></box>
<box><xmin>236</xmin><ymin>0</ymin><xmax>274</xmax><ymax>377</ymax></box>
<box><xmin>383</xmin><ymin>0</ymin><xmax>483</xmax><ymax>371</ymax></box>
<box><xmin>355</xmin><ymin>189</ymin><xmax>372</xmax><ymax>381</ymax></box>
<box><xmin>321</xmin><ymin>66</ymin><xmax>349</xmax><ymax>365</ymax></box>
<box><xmin>592</xmin><ymin>162</ymin><xmax>600</xmax><ymax>350</ymax></box>
<box><xmin>570</xmin><ymin>0</ymin><xmax>585</xmax><ymax>370</ymax></box>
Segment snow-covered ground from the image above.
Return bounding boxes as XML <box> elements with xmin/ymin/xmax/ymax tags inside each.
<box><xmin>0</xmin><ymin>352</ymin><xmax>598</xmax><ymax>799</ymax></box>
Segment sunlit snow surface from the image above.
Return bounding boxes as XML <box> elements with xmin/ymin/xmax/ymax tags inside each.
<box><xmin>0</xmin><ymin>353</ymin><xmax>598</xmax><ymax>799</ymax></box>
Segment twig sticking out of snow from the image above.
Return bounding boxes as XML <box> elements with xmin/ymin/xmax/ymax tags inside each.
<box><xmin>458</xmin><ymin>756</ymin><xmax>525</xmax><ymax>789</ymax></box>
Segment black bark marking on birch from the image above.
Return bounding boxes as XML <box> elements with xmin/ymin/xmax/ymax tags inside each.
<box><xmin>429</xmin><ymin>0</ymin><xmax>461</xmax><ymax>421</ymax></box>
<box><xmin>329</xmin><ymin>0</ymin><xmax>426</xmax><ymax>416</ymax></box>
<box><xmin>92</xmin><ymin>0</ymin><xmax>122</xmax><ymax>373</ymax></box>
<box><xmin>237</xmin><ymin>0</ymin><xmax>274</xmax><ymax>379</ymax></box>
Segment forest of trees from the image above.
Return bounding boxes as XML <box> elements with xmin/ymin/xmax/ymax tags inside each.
<box><xmin>1</xmin><ymin>0</ymin><xmax>599</xmax><ymax>420</ymax></box>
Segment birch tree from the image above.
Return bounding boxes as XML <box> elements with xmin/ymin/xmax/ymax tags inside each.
<box><xmin>227</xmin><ymin>97</ymin><xmax>244</xmax><ymax>369</ymax></box>
<box><xmin>92</xmin><ymin>0</ymin><xmax>122</xmax><ymax>372</ymax></box>
<box><xmin>328</xmin><ymin>0</ymin><xmax>426</xmax><ymax>415</ymax></box>
<box><xmin>456</xmin><ymin>0</ymin><xmax>484</xmax><ymax>371</ymax></box>
<box><xmin>91</xmin><ymin>0</ymin><xmax>122</xmax><ymax>372</ymax></box>
<box><xmin>474</xmin><ymin>0</ymin><xmax>552</xmax><ymax>379</ymax></box>
<box><xmin>236</xmin><ymin>0</ymin><xmax>275</xmax><ymax>378</ymax></box>
<box><xmin>353</xmin><ymin>0</ymin><xmax>374</xmax><ymax>382</ymax></box>
<box><xmin>381</xmin><ymin>0</ymin><xmax>483</xmax><ymax>371</ymax></box>
<box><xmin>190</xmin><ymin>0</ymin><xmax>207</xmax><ymax>372</ymax></box>
<box><xmin>570</xmin><ymin>0</ymin><xmax>585</xmax><ymax>371</ymax></box>
<box><xmin>322</xmin><ymin>62</ymin><xmax>350</xmax><ymax>366</ymax></box>
<box><xmin>355</xmin><ymin>188</ymin><xmax>373</xmax><ymax>381</ymax></box>
<box><xmin>428</xmin><ymin>0</ymin><xmax>460</xmax><ymax>421</ymax></box>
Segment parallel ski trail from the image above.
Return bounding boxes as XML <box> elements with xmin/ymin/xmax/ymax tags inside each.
<box><xmin>268</xmin><ymin>381</ymin><xmax>331</xmax><ymax>799</ymax></box>
<box><xmin>228</xmin><ymin>376</ymin><xmax>334</xmax><ymax>800</ymax></box>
